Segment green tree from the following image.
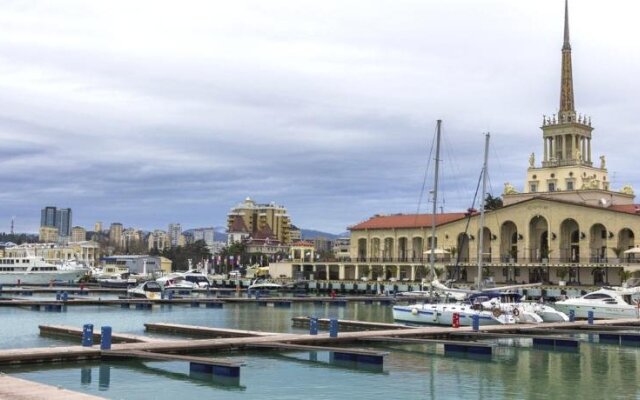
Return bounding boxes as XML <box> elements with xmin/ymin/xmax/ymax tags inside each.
<box><xmin>484</xmin><ymin>193</ymin><xmax>503</xmax><ymax>211</ymax></box>
<box><xmin>162</xmin><ymin>240</ymin><xmax>212</xmax><ymax>271</ymax></box>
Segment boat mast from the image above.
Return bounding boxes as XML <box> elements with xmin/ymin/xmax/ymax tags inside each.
<box><xmin>477</xmin><ymin>132</ymin><xmax>490</xmax><ymax>290</ymax></box>
<box><xmin>429</xmin><ymin>120</ymin><xmax>441</xmax><ymax>278</ymax></box>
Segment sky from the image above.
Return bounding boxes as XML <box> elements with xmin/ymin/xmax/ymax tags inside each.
<box><xmin>1</xmin><ymin>0</ymin><xmax>640</xmax><ymax>235</ymax></box>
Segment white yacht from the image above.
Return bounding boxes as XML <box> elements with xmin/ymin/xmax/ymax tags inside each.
<box><xmin>156</xmin><ymin>275</ymin><xmax>196</xmax><ymax>293</ymax></box>
<box><xmin>392</xmin><ymin>301</ymin><xmax>517</xmax><ymax>326</ymax></box>
<box><xmin>127</xmin><ymin>281</ymin><xmax>163</xmax><ymax>300</ymax></box>
<box><xmin>554</xmin><ymin>287</ymin><xmax>640</xmax><ymax>319</ymax></box>
<box><xmin>478</xmin><ymin>293</ymin><xmax>569</xmax><ymax>323</ymax></box>
<box><xmin>248</xmin><ymin>278</ymin><xmax>282</xmax><ymax>291</ymax></box>
<box><xmin>0</xmin><ymin>255</ymin><xmax>87</xmax><ymax>285</ymax></box>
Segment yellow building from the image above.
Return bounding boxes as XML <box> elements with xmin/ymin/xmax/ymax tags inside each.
<box><xmin>227</xmin><ymin>197</ymin><xmax>292</xmax><ymax>244</ymax></box>
<box><xmin>347</xmin><ymin>2</ymin><xmax>639</xmax><ymax>286</ymax></box>
<box><xmin>39</xmin><ymin>226</ymin><xmax>59</xmax><ymax>243</ymax></box>
<box><xmin>71</xmin><ymin>226</ymin><xmax>86</xmax><ymax>243</ymax></box>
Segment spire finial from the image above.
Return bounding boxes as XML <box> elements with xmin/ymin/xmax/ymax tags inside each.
<box><xmin>563</xmin><ymin>0</ymin><xmax>571</xmax><ymax>51</ymax></box>
<box><xmin>559</xmin><ymin>0</ymin><xmax>575</xmax><ymax>114</ymax></box>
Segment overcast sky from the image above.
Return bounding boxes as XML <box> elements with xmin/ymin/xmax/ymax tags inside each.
<box><xmin>1</xmin><ymin>0</ymin><xmax>639</xmax><ymax>235</ymax></box>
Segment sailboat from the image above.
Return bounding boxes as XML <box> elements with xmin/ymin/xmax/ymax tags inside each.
<box><xmin>392</xmin><ymin>124</ymin><xmax>516</xmax><ymax>326</ymax></box>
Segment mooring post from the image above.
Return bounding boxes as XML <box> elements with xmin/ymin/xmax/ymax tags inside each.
<box><xmin>588</xmin><ymin>310</ymin><xmax>594</xmax><ymax>325</ymax></box>
<box><xmin>569</xmin><ymin>309</ymin><xmax>575</xmax><ymax>322</ymax></box>
<box><xmin>309</xmin><ymin>316</ymin><xmax>318</xmax><ymax>335</ymax></box>
<box><xmin>61</xmin><ymin>291</ymin><xmax>68</xmax><ymax>302</ymax></box>
<box><xmin>55</xmin><ymin>291</ymin><xmax>61</xmax><ymax>301</ymax></box>
<box><xmin>329</xmin><ymin>318</ymin><xmax>339</xmax><ymax>337</ymax></box>
<box><xmin>82</xmin><ymin>324</ymin><xmax>94</xmax><ymax>347</ymax></box>
<box><xmin>472</xmin><ymin>315</ymin><xmax>480</xmax><ymax>332</ymax></box>
<box><xmin>100</xmin><ymin>326</ymin><xmax>112</xmax><ymax>350</ymax></box>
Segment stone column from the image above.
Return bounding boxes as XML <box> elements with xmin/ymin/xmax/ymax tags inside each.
<box><xmin>339</xmin><ymin>264</ymin><xmax>345</xmax><ymax>280</ymax></box>
<box><xmin>544</xmin><ymin>137</ymin><xmax>548</xmax><ymax>161</ymax></box>
<box><xmin>410</xmin><ymin>265</ymin><xmax>416</xmax><ymax>281</ymax></box>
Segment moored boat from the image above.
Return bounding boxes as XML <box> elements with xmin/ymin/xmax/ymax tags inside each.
<box><xmin>0</xmin><ymin>255</ymin><xmax>87</xmax><ymax>285</ymax></box>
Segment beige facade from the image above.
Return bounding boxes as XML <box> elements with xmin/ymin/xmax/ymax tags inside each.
<box><xmin>109</xmin><ymin>223</ymin><xmax>123</xmax><ymax>246</ymax></box>
<box><xmin>71</xmin><ymin>226</ymin><xmax>86</xmax><ymax>243</ymax></box>
<box><xmin>4</xmin><ymin>241</ymin><xmax>100</xmax><ymax>267</ymax></box>
<box><xmin>39</xmin><ymin>226</ymin><xmax>59</xmax><ymax>243</ymax></box>
<box><xmin>148</xmin><ymin>229</ymin><xmax>169</xmax><ymax>251</ymax></box>
<box><xmin>227</xmin><ymin>197</ymin><xmax>292</xmax><ymax>244</ymax></box>
<box><xmin>346</xmin><ymin>3</ymin><xmax>640</xmax><ymax>287</ymax></box>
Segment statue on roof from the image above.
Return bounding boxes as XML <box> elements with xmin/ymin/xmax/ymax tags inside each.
<box><xmin>503</xmin><ymin>182</ymin><xmax>518</xmax><ymax>195</ymax></box>
<box><xmin>621</xmin><ymin>184</ymin><xmax>634</xmax><ymax>195</ymax></box>
<box><xmin>529</xmin><ymin>153</ymin><xmax>535</xmax><ymax>168</ymax></box>
<box><xmin>600</xmin><ymin>155</ymin><xmax>606</xmax><ymax>169</ymax></box>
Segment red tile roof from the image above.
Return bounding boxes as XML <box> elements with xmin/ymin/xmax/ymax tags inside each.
<box><xmin>229</xmin><ymin>217</ymin><xmax>249</xmax><ymax>233</ymax></box>
<box><xmin>609</xmin><ymin>204</ymin><xmax>640</xmax><ymax>214</ymax></box>
<box><xmin>349</xmin><ymin>213</ymin><xmax>468</xmax><ymax>231</ymax></box>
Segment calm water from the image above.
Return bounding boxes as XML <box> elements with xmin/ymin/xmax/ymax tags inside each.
<box><xmin>1</xmin><ymin>295</ymin><xmax>639</xmax><ymax>399</ymax></box>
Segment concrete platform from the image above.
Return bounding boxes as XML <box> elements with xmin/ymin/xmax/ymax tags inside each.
<box><xmin>0</xmin><ymin>374</ymin><xmax>104</xmax><ymax>399</ymax></box>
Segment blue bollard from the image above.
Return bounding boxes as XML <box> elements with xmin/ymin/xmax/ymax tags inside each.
<box><xmin>588</xmin><ymin>310</ymin><xmax>594</xmax><ymax>325</ymax></box>
<box><xmin>56</xmin><ymin>291</ymin><xmax>61</xmax><ymax>301</ymax></box>
<box><xmin>82</xmin><ymin>324</ymin><xmax>94</xmax><ymax>347</ymax></box>
<box><xmin>100</xmin><ymin>326</ymin><xmax>112</xmax><ymax>350</ymax></box>
<box><xmin>569</xmin><ymin>309</ymin><xmax>575</xmax><ymax>322</ymax></box>
<box><xmin>62</xmin><ymin>291</ymin><xmax>69</xmax><ymax>302</ymax></box>
<box><xmin>309</xmin><ymin>316</ymin><xmax>318</xmax><ymax>335</ymax></box>
<box><xmin>329</xmin><ymin>318</ymin><xmax>338</xmax><ymax>338</ymax></box>
<box><xmin>472</xmin><ymin>315</ymin><xmax>480</xmax><ymax>332</ymax></box>
<box><xmin>168</xmin><ymin>291</ymin><xmax>174</xmax><ymax>300</ymax></box>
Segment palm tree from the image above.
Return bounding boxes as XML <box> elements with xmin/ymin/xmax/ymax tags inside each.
<box><xmin>484</xmin><ymin>193</ymin><xmax>503</xmax><ymax>211</ymax></box>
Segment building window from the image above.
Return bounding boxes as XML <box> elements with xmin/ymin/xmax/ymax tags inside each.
<box><xmin>567</xmin><ymin>181</ymin><xmax>574</xmax><ymax>190</ymax></box>
<box><xmin>530</xmin><ymin>184</ymin><xmax>537</xmax><ymax>193</ymax></box>
<box><xmin>548</xmin><ymin>183</ymin><xmax>555</xmax><ymax>192</ymax></box>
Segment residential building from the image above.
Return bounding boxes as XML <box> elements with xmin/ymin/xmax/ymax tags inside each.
<box><xmin>289</xmin><ymin>225</ymin><xmax>302</xmax><ymax>242</ymax></box>
<box><xmin>71</xmin><ymin>226</ymin><xmax>87</xmax><ymax>242</ymax></box>
<box><xmin>227</xmin><ymin>197</ymin><xmax>292</xmax><ymax>244</ymax></box>
<box><xmin>40</xmin><ymin>206</ymin><xmax>72</xmax><ymax>238</ymax></box>
<box><xmin>39</xmin><ymin>226</ymin><xmax>59</xmax><ymax>243</ymax></box>
<box><xmin>109</xmin><ymin>223</ymin><xmax>123</xmax><ymax>247</ymax></box>
<box><xmin>148</xmin><ymin>230</ymin><xmax>169</xmax><ymax>252</ymax></box>
<box><xmin>332</xmin><ymin>237</ymin><xmax>351</xmax><ymax>260</ymax></box>
<box><xmin>168</xmin><ymin>223</ymin><xmax>183</xmax><ymax>247</ymax></box>
<box><xmin>193</xmin><ymin>227</ymin><xmax>215</xmax><ymax>245</ymax></box>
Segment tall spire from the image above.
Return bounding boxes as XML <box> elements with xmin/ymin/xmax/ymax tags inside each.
<box><xmin>559</xmin><ymin>0</ymin><xmax>575</xmax><ymax>116</ymax></box>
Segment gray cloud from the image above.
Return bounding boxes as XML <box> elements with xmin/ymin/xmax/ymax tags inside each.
<box><xmin>0</xmin><ymin>0</ymin><xmax>639</xmax><ymax>234</ymax></box>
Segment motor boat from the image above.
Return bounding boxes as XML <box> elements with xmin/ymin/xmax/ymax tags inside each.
<box><xmin>127</xmin><ymin>280</ymin><xmax>163</xmax><ymax>300</ymax></box>
<box><xmin>0</xmin><ymin>255</ymin><xmax>87</xmax><ymax>285</ymax></box>
<box><xmin>156</xmin><ymin>275</ymin><xmax>196</xmax><ymax>293</ymax></box>
<box><xmin>248</xmin><ymin>278</ymin><xmax>282</xmax><ymax>291</ymax></box>
<box><xmin>554</xmin><ymin>287</ymin><xmax>640</xmax><ymax>319</ymax></box>
<box><xmin>392</xmin><ymin>299</ymin><xmax>517</xmax><ymax>326</ymax></box>
<box><xmin>182</xmin><ymin>271</ymin><xmax>212</xmax><ymax>288</ymax></box>
<box><xmin>475</xmin><ymin>292</ymin><xmax>569</xmax><ymax>323</ymax></box>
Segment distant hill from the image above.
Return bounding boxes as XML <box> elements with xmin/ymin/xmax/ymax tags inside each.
<box><xmin>300</xmin><ymin>229</ymin><xmax>349</xmax><ymax>240</ymax></box>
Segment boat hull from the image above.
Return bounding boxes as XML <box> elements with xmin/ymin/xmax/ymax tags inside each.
<box><xmin>554</xmin><ymin>302</ymin><xmax>640</xmax><ymax>319</ymax></box>
<box><xmin>0</xmin><ymin>270</ymin><xmax>85</xmax><ymax>285</ymax></box>
<box><xmin>392</xmin><ymin>304</ymin><xmax>513</xmax><ymax>326</ymax></box>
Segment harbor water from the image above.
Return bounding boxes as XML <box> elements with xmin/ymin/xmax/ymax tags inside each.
<box><xmin>1</xmin><ymin>295</ymin><xmax>639</xmax><ymax>399</ymax></box>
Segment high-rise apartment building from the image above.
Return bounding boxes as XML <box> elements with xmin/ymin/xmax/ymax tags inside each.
<box><xmin>95</xmin><ymin>221</ymin><xmax>103</xmax><ymax>233</ymax></box>
<box><xmin>193</xmin><ymin>227</ymin><xmax>215</xmax><ymax>246</ymax></box>
<box><xmin>109</xmin><ymin>223</ymin><xmax>123</xmax><ymax>247</ymax></box>
<box><xmin>71</xmin><ymin>226</ymin><xmax>87</xmax><ymax>242</ymax></box>
<box><xmin>40</xmin><ymin>206</ymin><xmax>72</xmax><ymax>237</ymax></box>
<box><xmin>227</xmin><ymin>197</ymin><xmax>292</xmax><ymax>244</ymax></box>
<box><xmin>168</xmin><ymin>223</ymin><xmax>183</xmax><ymax>247</ymax></box>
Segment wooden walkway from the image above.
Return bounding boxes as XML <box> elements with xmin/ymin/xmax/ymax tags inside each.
<box><xmin>0</xmin><ymin>317</ymin><xmax>637</xmax><ymax>367</ymax></box>
<box><xmin>0</xmin><ymin>374</ymin><xmax>105</xmax><ymax>399</ymax></box>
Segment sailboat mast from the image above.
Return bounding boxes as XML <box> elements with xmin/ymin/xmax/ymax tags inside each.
<box><xmin>429</xmin><ymin>120</ymin><xmax>441</xmax><ymax>274</ymax></box>
<box><xmin>477</xmin><ymin>132</ymin><xmax>490</xmax><ymax>290</ymax></box>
